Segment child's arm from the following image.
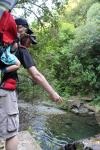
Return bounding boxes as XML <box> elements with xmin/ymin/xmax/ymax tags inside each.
<box><xmin>2</xmin><ymin>58</ymin><xmax>20</xmax><ymax>73</ymax></box>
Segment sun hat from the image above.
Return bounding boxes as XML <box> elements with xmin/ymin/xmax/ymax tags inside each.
<box><xmin>15</xmin><ymin>18</ymin><xmax>37</xmax><ymax>44</ymax></box>
<box><xmin>15</xmin><ymin>18</ymin><xmax>33</xmax><ymax>34</ymax></box>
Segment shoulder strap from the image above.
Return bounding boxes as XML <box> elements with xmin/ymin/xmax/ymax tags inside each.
<box><xmin>2</xmin><ymin>11</ymin><xmax>10</xmax><ymax>33</ymax></box>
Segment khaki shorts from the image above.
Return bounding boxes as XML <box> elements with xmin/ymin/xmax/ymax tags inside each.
<box><xmin>0</xmin><ymin>89</ymin><xmax>19</xmax><ymax>140</ymax></box>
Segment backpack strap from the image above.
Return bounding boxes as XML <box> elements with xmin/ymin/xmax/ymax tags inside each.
<box><xmin>0</xmin><ymin>12</ymin><xmax>10</xmax><ymax>34</ymax></box>
<box><xmin>0</xmin><ymin>11</ymin><xmax>11</xmax><ymax>45</ymax></box>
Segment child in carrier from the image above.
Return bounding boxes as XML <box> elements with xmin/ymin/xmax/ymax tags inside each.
<box><xmin>15</xmin><ymin>17</ymin><xmax>37</xmax><ymax>48</ymax></box>
<box><xmin>0</xmin><ymin>10</ymin><xmax>20</xmax><ymax>73</ymax></box>
<box><xmin>20</xmin><ymin>33</ymin><xmax>37</xmax><ymax>48</ymax></box>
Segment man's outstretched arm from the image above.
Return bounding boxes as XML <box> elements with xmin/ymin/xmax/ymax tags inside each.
<box><xmin>28</xmin><ymin>66</ymin><xmax>63</xmax><ymax>103</ymax></box>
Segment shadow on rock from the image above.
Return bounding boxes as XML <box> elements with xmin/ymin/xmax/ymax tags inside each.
<box><xmin>59</xmin><ymin>142</ymin><xmax>93</xmax><ymax>150</ymax></box>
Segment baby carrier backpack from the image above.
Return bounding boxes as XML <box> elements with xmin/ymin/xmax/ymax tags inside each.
<box><xmin>0</xmin><ymin>0</ymin><xmax>18</xmax><ymax>65</ymax></box>
<box><xmin>0</xmin><ymin>10</ymin><xmax>17</xmax><ymax>65</ymax></box>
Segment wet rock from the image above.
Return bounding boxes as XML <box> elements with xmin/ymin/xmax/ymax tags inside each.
<box><xmin>18</xmin><ymin>131</ymin><xmax>42</xmax><ymax>150</ymax></box>
<box><xmin>68</xmin><ymin>96</ymin><xmax>80</xmax><ymax>101</ymax></box>
<box><xmin>95</xmin><ymin>112</ymin><xmax>100</xmax><ymax>125</ymax></box>
<box><xmin>82</xmin><ymin>135</ymin><xmax>100</xmax><ymax>150</ymax></box>
<box><xmin>79</xmin><ymin>107</ymin><xmax>89</xmax><ymax>114</ymax></box>
<box><xmin>88</xmin><ymin>111</ymin><xmax>95</xmax><ymax>115</ymax></box>
<box><xmin>71</xmin><ymin>108</ymin><xmax>79</xmax><ymax>114</ymax></box>
<box><xmin>67</xmin><ymin>100</ymin><xmax>95</xmax><ymax>115</ymax></box>
<box><xmin>84</xmin><ymin>104</ymin><xmax>96</xmax><ymax>113</ymax></box>
<box><xmin>68</xmin><ymin>95</ymin><xmax>94</xmax><ymax>102</ymax></box>
<box><xmin>60</xmin><ymin>142</ymin><xmax>84</xmax><ymax>150</ymax></box>
<box><xmin>68</xmin><ymin>100</ymin><xmax>81</xmax><ymax>110</ymax></box>
<box><xmin>61</xmin><ymin>135</ymin><xmax>100</xmax><ymax>150</ymax></box>
<box><xmin>34</xmin><ymin>105</ymin><xmax>66</xmax><ymax>115</ymax></box>
<box><xmin>0</xmin><ymin>131</ymin><xmax>42</xmax><ymax>150</ymax></box>
<box><xmin>81</xmin><ymin>96</ymin><xmax>94</xmax><ymax>102</ymax></box>
<box><xmin>18</xmin><ymin>102</ymin><xmax>35</xmax><ymax>131</ymax></box>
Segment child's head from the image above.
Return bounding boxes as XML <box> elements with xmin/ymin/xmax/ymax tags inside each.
<box><xmin>20</xmin><ymin>34</ymin><xmax>31</xmax><ymax>48</ymax></box>
<box><xmin>20</xmin><ymin>33</ymin><xmax>37</xmax><ymax>48</ymax></box>
<box><xmin>15</xmin><ymin>18</ymin><xmax>33</xmax><ymax>35</ymax></box>
<box><xmin>15</xmin><ymin>18</ymin><xmax>37</xmax><ymax>47</ymax></box>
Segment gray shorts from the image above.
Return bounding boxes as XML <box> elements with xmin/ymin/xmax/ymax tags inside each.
<box><xmin>0</xmin><ymin>89</ymin><xmax>19</xmax><ymax>140</ymax></box>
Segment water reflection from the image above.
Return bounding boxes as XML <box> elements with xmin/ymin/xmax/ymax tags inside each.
<box><xmin>46</xmin><ymin>113</ymin><xmax>100</xmax><ymax>141</ymax></box>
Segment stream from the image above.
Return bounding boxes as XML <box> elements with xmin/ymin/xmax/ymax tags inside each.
<box><xmin>18</xmin><ymin>101</ymin><xmax>100</xmax><ymax>150</ymax></box>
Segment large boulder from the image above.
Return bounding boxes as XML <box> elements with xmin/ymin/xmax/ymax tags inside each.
<box><xmin>0</xmin><ymin>131</ymin><xmax>42</xmax><ymax>150</ymax></box>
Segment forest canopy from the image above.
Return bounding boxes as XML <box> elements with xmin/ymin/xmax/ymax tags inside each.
<box><xmin>16</xmin><ymin>0</ymin><xmax>100</xmax><ymax>104</ymax></box>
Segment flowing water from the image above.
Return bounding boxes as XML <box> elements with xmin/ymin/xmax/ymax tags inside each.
<box><xmin>19</xmin><ymin>102</ymin><xmax>100</xmax><ymax>150</ymax></box>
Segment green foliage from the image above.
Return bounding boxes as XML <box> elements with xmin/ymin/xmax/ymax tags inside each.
<box><xmin>63</xmin><ymin>0</ymin><xmax>99</xmax><ymax>26</ymax></box>
<box><xmin>66</xmin><ymin>2</ymin><xmax>100</xmax><ymax>94</ymax></box>
<box><xmin>17</xmin><ymin>0</ymin><xmax>100</xmax><ymax>105</ymax></box>
<box><xmin>87</xmin><ymin>2</ymin><xmax>100</xmax><ymax>22</ymax></box>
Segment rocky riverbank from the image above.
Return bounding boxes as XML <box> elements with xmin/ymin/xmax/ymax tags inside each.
<box><xmin>67</xmin><ymin>99</ymin><xmax>95</xmax><ymax>115</ymax></box>
<box><xmin>57</xmin><ymin>96</ymin><xmax>100</xmax><ymax>150</ymax></box>
<box><xmin>18</xmin><ymin>100</ymin><xmax>100</xmax><ymax>150</ymax></box>
<box><xmin>66</xmin><ymin>96</ymin><xmax>98</xmax><ymax>114</ymax></box>
<box><xmin>41</xmin><ymin>96</ymin><xmax>100</xmax><ymax>114</ymax></box>
<box><xmin>0</xmin><ymin>131</ymin><xmax>42</xmax><ymax>150</ymax></box>
<box><xmin>60</xmin><ymin>134</ymin><xmax>100</xmax><ymax>150</ymax></box>
<box><xmin>1</xmin><ymin>98</ymin><xmax>99</xmax><ymax>150</ymax></box>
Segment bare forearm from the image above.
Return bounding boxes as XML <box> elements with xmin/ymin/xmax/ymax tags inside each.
<box><xmin>35</xmin><ymin>74</ymin><xmax>57</xmax><ymax>95</ymax></box>
<box><xmin>28</xmin><ymin>66</ymin><xmax>57</xmax><ymax>95</ymax></box>
<box><xmin>28</xmin><ymin>66</ymin><xmax>63</xmax><ymax>103</ymax></box>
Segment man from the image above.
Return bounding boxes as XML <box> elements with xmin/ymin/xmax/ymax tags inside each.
<box><xmin>0</xmin><ymin>18</ymin><xmax>63</xmax><ymax>150</ymax></box>
<box><xmin>15</xmin><ymin>18</ymin><xmax>62</xmax><ymax>102</ymax></box>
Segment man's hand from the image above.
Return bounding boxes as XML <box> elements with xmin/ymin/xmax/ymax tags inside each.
<box><xmin>49</xmin><ymin>92</ymin><xmax>63</xmax><ymax>103</ymax></box>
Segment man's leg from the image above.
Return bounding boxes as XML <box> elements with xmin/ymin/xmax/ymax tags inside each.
<box><xmin>5</xmin><ymin>135</ymin><xmax>19</xmax><ymax>150</ymax></box>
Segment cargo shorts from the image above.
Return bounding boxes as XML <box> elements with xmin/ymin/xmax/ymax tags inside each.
<box><xmin>0</xmin><ymin>89</ymin><xmax>19</xmax><ymax>140</ymax></box>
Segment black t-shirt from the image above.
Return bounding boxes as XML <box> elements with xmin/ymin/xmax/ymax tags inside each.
<box><xmin>1</xmin><ymin>47</ymin><xmax>35</xmax><ymax>82</ymax></box>
<box><xmin>16</xmin><ymin>47</ymin><xmax>36</xmax><ymax>69</ymax></box>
